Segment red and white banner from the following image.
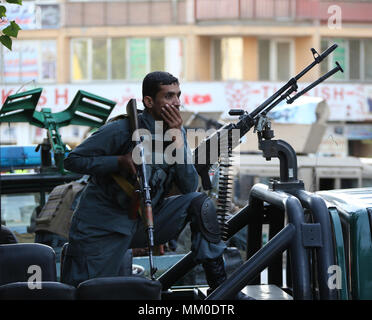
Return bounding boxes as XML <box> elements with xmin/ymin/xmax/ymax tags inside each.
<box><xmin>2</xmin><ymin>81</ymin><xmax>372</xmax><ymax>121</ymax></box>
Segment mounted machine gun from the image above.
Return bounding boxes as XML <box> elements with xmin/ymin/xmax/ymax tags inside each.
<box><xmin>194</xmin><ymin>44</ymin><xmax>342</xmax><ymax>191</ymax></box>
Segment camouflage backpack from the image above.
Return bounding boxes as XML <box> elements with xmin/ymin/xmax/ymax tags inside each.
<box><xmin>35</xmin><ymin>179</ymin><xmax>87</xmax><ymax>239</ymax></box>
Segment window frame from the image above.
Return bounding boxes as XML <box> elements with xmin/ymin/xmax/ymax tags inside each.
<box><xmin>257</xmin><ymin>37</ymin><xmax>295</xmax><ymax>81</ymax></box>
<box><xmin>211</xmin><ymin>36</ymin><xmax>244</xmax><ymax>81</ymax></box>
<box><xmin>70</xmin><ymin>38</ymin><xmax>92</xmax><ymax>82</ymax></box>
<box><xmin>71</xmin><ymin>36</ymin><xmax>184</xmax><ymax>83</ymax></box>
<box><xmin>321</xmin><ymin>38</ymin><xmax>372</xmax><ymax>82</ymax></box>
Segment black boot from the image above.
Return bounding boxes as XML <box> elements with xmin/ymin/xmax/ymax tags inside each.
<box><xmin>202</xmin><ymin>256</ymin><xmax>227</xmax><ymax>295</ymax></box>
<box><xmin>202</xmin><ymin>256</ymin><xmax>255</xmax><ymax>300</ymax></box>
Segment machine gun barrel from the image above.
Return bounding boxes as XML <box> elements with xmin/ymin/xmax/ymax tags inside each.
<box><xmin>249</xmin><ymin>43</ymin><xmax>338</xmax><ymax>119</ymax></box>
<box><xmin>194</xmin><ymin>44</ymin><xmax>341</xmax><ymax>190</ymax></box>
<box><xmin>287</xmin><ymin>62</ymin><xmax>343</xmax><ymax>104</ymax></box>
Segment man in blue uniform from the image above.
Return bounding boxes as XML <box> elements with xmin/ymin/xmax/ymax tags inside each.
<box><xmin>61</xmin><ymin>71</ymin><xmax>249</xmax><ymax>299</ymax></box>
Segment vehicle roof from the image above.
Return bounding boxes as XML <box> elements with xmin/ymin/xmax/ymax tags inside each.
<box><xmin>316</xmin><ymin>187</ymin><xmax>372</xmax><ymax>213</ymax></box>
<box><xmin>235</xmin><ymin>154</ymin><xmax>365</xmax><ymax>168</ymax></box>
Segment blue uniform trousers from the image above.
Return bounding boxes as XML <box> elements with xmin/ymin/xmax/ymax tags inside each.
<box><xmin>61</xmin><ymin>192</ymin><xmax>226</xmax><ymax>287</ymax></box>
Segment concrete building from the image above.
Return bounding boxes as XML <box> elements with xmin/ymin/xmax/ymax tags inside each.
<box><xmin>1</xmin><ymin>0</ymin><xmax>372</xmax><ymax>157</ymax></box>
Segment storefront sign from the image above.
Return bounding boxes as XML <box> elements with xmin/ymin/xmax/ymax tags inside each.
<box><xmin>1</xmin><ymin>81</ymin><xmax>372</xmax><ymax>122</ymax></box>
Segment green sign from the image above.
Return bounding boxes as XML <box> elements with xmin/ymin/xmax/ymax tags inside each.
<box><xmin>332</xmin><ymin>39</ymin><xmax>346</xmax><ymax>80</ymax></box>
<box><xmin>129</xmin><ymin>38</ymin><xmax>148</xmax><ymax>80</ymax></box>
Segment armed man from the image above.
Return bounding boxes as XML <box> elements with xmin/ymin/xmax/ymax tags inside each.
<box><xmin>61</xmin><ymin>71</ymin><xmax>252</xmax><ymax>300</ymax></box>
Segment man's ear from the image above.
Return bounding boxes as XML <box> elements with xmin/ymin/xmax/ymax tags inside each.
<box><xmin>143</xmin><ymin>96</ymin><xmax>153</xmax><ymax>109</ymax></box>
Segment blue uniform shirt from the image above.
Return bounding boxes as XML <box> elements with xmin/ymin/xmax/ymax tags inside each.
<box><xmin>64</xmin><ymin>109</ymin><xmax>199</xmax><ymax>236</ymax></box>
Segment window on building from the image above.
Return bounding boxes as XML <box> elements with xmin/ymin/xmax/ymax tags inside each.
<box><xmin>213</xmin><ymin>39</ymin><xmax>222</xmax><ymax>80</ymax></box>
<box><xmin>1</xmin><ymin>2</ymin><xmax>60</xmax><ymax>30</ymax></box>
<box><xmin>71</xmin><ymin>37</ymin><xmax>182</xmax><ymax>82</ymax></box>
<box><xmin>165</xmin><ymin>37</ymin><xmax>184</xmax><ymax>79</ymax></box>
<box><xmin>321</xmin><ymin>38</ymin><xmax>372</xmax><ymax>82</ymax></box>
<box><xmin>111</xmin><ymin>38</ymin><xmax>126</xmax><ymax>80</ymax></box>
<box><xmin>364</xmin><ymin>40</ymin><xmax>372</xmax><ymax>80</ymax></box>
<box><xmin>213</xmin><ymin>37</ymin><xmax>243</xmax><ymax>81</ymax></box>
<box><xmin>258</xmin><ymin>39</ymin><xmax>294</xmax><ymax>81</ymax></box>
<box><xmin>41</xmin><ymin>42</ymin><xmax>57</xmax><ymax>81</ymax></box>
<box><xmin>0</xmin><ymin>40</ymin><xmax>57</xmax><ymax>84</ymax></box>
<box><xmin>128</xmin><ymin>38</ymin><xmax>148</xmax><ymax>80</ymax></box>
<box><xmin>259</xmin><ymin>39</ymin><xmax>270</xmax><ymax>80</ymax></box>
<box><xmin>92</xmin><ymin>39</ymin><xmax>108</xmax><ymax>80</ymax></box>
<box><xmin>72</xmin><ymin>39</ymin><xmax>89</xmax><ymax>81</ymax></box>
<box><xmin>276</xmin><ymin>42</ymin><xmax>291</xmax><ymax>80</ymax></box>
<box><xmin>349</xmin><ymin>39</ymin><xmax>360</xmax><ymax>80</ymax></box>
<box><xmin>151</xmin><ymin>38</ymin><xmax>165</xmax><ymax>72</ymax></box>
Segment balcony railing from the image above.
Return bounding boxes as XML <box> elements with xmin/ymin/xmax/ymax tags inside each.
<box><xmin>195</xmin><ymin>0</ymin><xmax>298</xmax><ymax>21</ymax></box>
<box><xmin>194</xmin><ymin>0</ymin><xmax>372</xmax><ymax>23</ymax></box>
<box><xmin>64</xmin><ymin>0</ymin><xmax>187</xmax><ymax>27</ymax></box>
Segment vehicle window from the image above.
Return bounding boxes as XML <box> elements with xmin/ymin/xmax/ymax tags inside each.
<box><xmin>362</xmin><ymin>179</ymin><xmax>372</xmax><ymax>187</ymax></box>
<box><xmin>319</xmin><ymin>178</ymin><xmax>335</xmax><ymax>191</ymax></box>
<box><xmin>341</xmin><ymin>178</ymin><xmax>359</xmax><ymax>189</ymax></box>
<box><xmin>1</xmin><ymin>193</ymin><xmax>41</xmax><ymax>239</ymax></box>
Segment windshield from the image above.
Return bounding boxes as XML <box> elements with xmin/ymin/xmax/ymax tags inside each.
<box><xmin>1</xmin><ymin>193</ymin><xmax>41</xmax><ymax>234</ymax></box>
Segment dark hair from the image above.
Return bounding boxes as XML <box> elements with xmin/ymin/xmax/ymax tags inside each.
<box><xmin>142</xmin><ymin>71</ymin><xmax>179</xmax><ymax>107</ymax></box>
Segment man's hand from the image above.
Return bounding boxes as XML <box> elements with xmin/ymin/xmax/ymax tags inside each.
<box><xmin>118</xmin><ymin>152</ymin><xmax>136</xmax><ymax>177</ymax></box>
<box><xmin>161</xmin><ymin>104</ymin><xmax>184</xmax><ymax>149</ymax></box>
<box><xmin>161</xmin><ymin>104</ymin><xmax>183</xmax><ymax>130</ymax></box>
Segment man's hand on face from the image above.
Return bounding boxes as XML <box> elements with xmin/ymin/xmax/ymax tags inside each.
<box><xmin>161</xmin><ymin>104</ymin><xmax>184</xmax><ymax>149</ymax></box>
<box><xmin>161</xmin><ymin>104</ymin><xmax>183</xmax><ymax>130</ymax></box>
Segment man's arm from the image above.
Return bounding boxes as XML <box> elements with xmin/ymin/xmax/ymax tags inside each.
<box><xmin>161</xmin><ymin>104</ymin><xmax>199</xmax><ymax>193</ymax></box>
<box><xmin>64</xmin><ymin>119</ymin><xmax>132</xmax><ymax>176</ymax></box>
<box><xmin>173</xmin><ymin>129</ymin><xmax>199</xmax><ymax>194</ymax></box>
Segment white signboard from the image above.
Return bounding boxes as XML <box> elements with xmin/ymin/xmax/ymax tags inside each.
<box><xmin>0</xmin><ymin>2</ymin><xmax>36</xmax><ymax>30</ymax></box>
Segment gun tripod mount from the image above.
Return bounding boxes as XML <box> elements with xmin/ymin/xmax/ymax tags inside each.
<box><xmin>255</xmin><ymin>115</ymin><xmax>305</xmax><ymax>192</ymax></box>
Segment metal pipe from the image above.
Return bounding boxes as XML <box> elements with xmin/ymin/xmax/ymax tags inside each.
<box><xmin>207</xmin><ymin>223</ymin><xmax>296</xmax><ymax>300</ymax></box>
<box><xmin>157</xmin><ymin>251</ymin><xmax>196</xmax><ymax>291</ymax></box>
<box><xmin>291</xmin><ymin>189</ymin><xmax>338</xmax><ymax>300</ymax></box>
<box><xmin>159</xmin><ymin>183</ymin><xmax>313</xmax><ymax>300</ymax></box>
<box><xmin>225</xmin><ymin>203</ymin><xmax>255</xmax><ymax>238</ymax></box>
<box><xmin>159</xmin><ymin>203</ymin><xmax>254</xmax><ymax>290</ymax></box>
<box><xmin>267</xmin><ymin>207</ymin><xmax>285</xmax><ymax>286</ymax></box>
<box><xmin>249</xmin><ymin>183</ymin><xmax>312</xmax><ymax>300</ymax></box>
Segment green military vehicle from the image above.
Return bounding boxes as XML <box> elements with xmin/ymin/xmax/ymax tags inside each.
<box><xmin>317</xmin><ymin>187</ymin><xmax>372</xmax><ymax>300</ymax></box>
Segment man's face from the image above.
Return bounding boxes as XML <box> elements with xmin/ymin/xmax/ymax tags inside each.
<box><xmin>146</xmin><ymin>83</ymin><xmax>181</xmax><ymax>121</ymax></box>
